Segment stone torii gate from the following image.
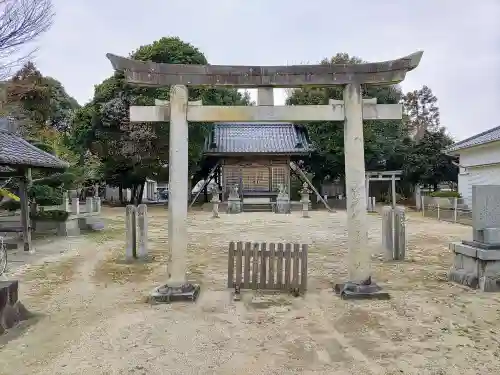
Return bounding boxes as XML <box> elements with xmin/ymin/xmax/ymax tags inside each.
<box><xmin>107</xmin><ymin>51</ymin><xmax>423</xmax><ymax>301</ymax></box>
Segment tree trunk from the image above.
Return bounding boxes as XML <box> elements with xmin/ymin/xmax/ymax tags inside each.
<box><xmin>136</xmin><ymin>181</ymin><xmax>145</xmax><ymax>205</ymax></box>
<box><xmin>119</xmin><ymin>186</ymin><xmax>124</xmax><ymax>205</ymax></box>
<box><xmin>131</xmin><ymin>185</ymin><xmax>138</xmax><ymax>205</ymax></box>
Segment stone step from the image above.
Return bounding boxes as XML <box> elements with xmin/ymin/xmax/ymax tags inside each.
<box><xmin>243</xmin><ymin>203</ymin><xmax>274</xmax><ymax>212</ymax></box>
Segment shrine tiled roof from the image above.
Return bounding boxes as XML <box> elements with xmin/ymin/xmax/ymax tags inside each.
<box><xmin>203</xmin><ymin>123</ymin><xmax>312</xmax><ymax>155</ymax></box>
<box><xmin>446</xmin><ymin>125</ymin><xmax>500</xmax><ymax>154</ymax></box>
<box><xmin>0</xmin><ymin>118</ymin><xmax>69</xmax><ymax>169</ymax></box>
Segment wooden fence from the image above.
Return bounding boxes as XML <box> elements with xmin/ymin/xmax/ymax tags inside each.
<box><xmin>227</xmin><ymin>241</ymin><xmax>308</xmax><ymax>294</ymax></box>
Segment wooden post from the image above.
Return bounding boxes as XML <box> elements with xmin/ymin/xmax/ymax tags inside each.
<box><xmin>18</xmin><ymin>169</ymin><xmax>32</xmax><ymax>252</ymax></box>
<box><xmin>391</xmin><ymin>174</ymin><xmax>396</xmax><ymax>209</ymax></box>
<box><xmin>453</xmin><ymin>197</ymin><xmax>458</xmax><ymax>223</ymax></box>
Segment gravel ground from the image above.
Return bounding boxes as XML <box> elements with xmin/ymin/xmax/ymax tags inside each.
<box><xmin>0</xmin><ymin>207</ymin><xmax>498</xmax><ymax>375</ymax></box>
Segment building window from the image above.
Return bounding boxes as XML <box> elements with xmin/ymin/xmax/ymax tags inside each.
<box><xmin>224</xmin><ymin>166</ymin><xmax>241</xmax><ymax>192</ymax></box>
<box><xmin>272</xmin><ymin>166</ymin><xmax>287</xmax><ymax>191</ymax></box>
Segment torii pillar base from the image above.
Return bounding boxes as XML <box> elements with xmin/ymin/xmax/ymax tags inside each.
<box><xmin>334</xmin><ymin>279</ymin><xmax>390</xmax><ymax>300</ymax></box>
<box><xmin>148</xmin><ymin>282</ymin><xmax>201</xmax><ymax>304</ymax></box>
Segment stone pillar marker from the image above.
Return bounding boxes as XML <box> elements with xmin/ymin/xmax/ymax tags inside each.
<box><xmin>382</xmin><ymin>206</ymin><xmax>394</xmax><ymax>260</ymax></box>
<box><xmin>125</xmin><ymin>204</ymin><xmax>137</xmax><ymax>260</ymax></box>
<box><xmin>300</xmin><ymin>182</ymin><xmax>311</xmax><ymax>218</ymax></box>
<box><xmin>62</xmin><ymin>191</ymin><xmax>70</xmax><ymax>212</ymax></box>
<box><xmin>71</xmin><ymin>197</ymin><xmax>79</xmax><ymax>215</ymax></box>
<box><xmin>393</xmin><ymin>206</ymin><xmax>406</xmax><ymax>260</ymax></box>
<box><xmin>85</xmin><ymin>197</ymin><xmax>93</xmax><ymax>213</ymax></box>
<box><xmin>137</xmin><ymin>204</ymin><xmax>148</xmax><ymax>259</ymax></box>
<box><xmin>210</xmin><ymin>186</ymin><xmax>221</xmax><ymax>218</ymax></box>
<box><xmin>93</xmin><ymin>196</ymin><xmax>101</xmax><ymax>213</ymax></box>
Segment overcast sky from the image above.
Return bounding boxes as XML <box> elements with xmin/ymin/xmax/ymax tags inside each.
<box><xmin>32</xmin><ymin>0</ymin><xmax>499</xmax><ymax>141</ymax></box>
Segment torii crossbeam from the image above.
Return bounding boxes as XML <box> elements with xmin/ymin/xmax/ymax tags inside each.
<box><xmin>107</xmin><ymin>51</ymin><xmax>423</xmax><ymax>302</ymax></box>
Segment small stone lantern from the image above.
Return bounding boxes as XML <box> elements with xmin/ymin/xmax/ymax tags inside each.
<box><xmin>300</xmin><ymin>182</ymin><xmax>312</xmax><ymax>218</ymax></box>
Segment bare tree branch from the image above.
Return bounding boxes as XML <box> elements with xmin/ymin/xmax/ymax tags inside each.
<box><xmin>0</xmin><ymin>0</ymin><xmax>53</xmax><ymax>79</ymax></box>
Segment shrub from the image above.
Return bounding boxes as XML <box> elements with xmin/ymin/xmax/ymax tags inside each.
<box><xmin>33</xmin><ymin>172</ymin><xmax>76</xmax><ymax>189</ymax></box>
<box><xmin>429</xmin><ymin>190</ymin><xmax>461</xmax><ymax>198</ymax></box>
<box><xmin>28</xmin><ymin>185</ymin><xmax>63</xmax><ymax>206</ymax></box>
<box><xmin>31</xmin><ymin>210</ymin><xmax>69</xmax><ymax>222</ymax></box>
<box><xmin>0</xmin><ymin>199</ymin><xmax>20</xmax><ymax>212</ymax></box>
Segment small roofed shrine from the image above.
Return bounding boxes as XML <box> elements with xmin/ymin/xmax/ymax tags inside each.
<box><xmin>0</xmin><ymin>118</ymin><xmax>69</xmax><ymax>251</ymax></box>
<box><xmin>201</xmin><ymin>122</ymin><xmax>312</xmax><ymax>201</ymax></box>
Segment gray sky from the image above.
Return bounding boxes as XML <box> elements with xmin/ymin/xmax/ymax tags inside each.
<box><xmin>33</xmin><ymin>0</ymin><xmax>499</xmax><ymax>141</ymax></box>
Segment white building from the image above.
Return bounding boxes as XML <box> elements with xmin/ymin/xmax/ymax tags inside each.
<box><xmin>447</xmin><ymin>125</ymin><xmax>500</xmax><ymax>207</ymax></box>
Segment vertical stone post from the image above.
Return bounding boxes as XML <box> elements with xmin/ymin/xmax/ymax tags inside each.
<box><xmin>137</xmin><ymin>204</ymin><xmax>148</xmax><ymax>259</ymax></box>
<box><xmin>62</xmin><ymin>191</ymin><xmax>70</xmax><ymax>212</ymax></box>
<box><xmin>382</xmin><ymin>206</ymin><xmax>394</xmax><ymax>260</ymax></box>
<box><xmin>415</xmin><ymin>185</ymin><xmax>422</xmax><ymax>211</ymax></box>
<box><xmin>71</xmin><ymin>198</ymin><xmax>80</xmax><ymax>215</ymax></box>
<box><xmin>394</xmin><ymin>206</ymin><xmax>406</xmax><ymax>260</ymax></box>
<box><xmin>300</xmin><ymin>182</ymin><xmax>311</xmax><ymax>218</ymax></box>
<box><xmin>167</xmin><ymin>85</ymin><xmax>189</xmax><ymax>285</ymax></box>
<box><xmin>343</xmin><ymin>83</ymin><xmax>370</xmax><ymax>284</ymax></box>
<box><xmin>93</xmin><ymin>197</ymin><xmax>101</xmax><ymax>214</ymax></box>
<box><xmin>85</xmin><ymin>197</ymin><xmax>93</xmax><ymax>213</ymax></box>
<box><xmin>125</xmin><ymin>205</ymin><xmax>137</xmax><ymax>260</ymax></box>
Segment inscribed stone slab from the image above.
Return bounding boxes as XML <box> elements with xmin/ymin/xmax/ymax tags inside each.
<box><xmin>472</xmin><ymin>185</ymin><xmax>500</xmax><ymax>231</ymax></box>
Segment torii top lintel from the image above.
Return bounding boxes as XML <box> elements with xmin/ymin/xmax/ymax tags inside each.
<box><xmin>106</xmin><ymin>51</ymin><xmax>423</xmax><ymax>88</ymax></box>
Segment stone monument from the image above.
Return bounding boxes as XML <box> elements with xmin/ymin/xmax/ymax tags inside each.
<box><xmin>227</xmin><ymin>184</ymin><xmax>241</xmax><ymax>214</ymax></box>
<box><xmin>275</xmin><ymin>184</ymin><xmax>290</xmax><ymax>214</ymax></box>
<box><xmin>210</xmin><ymin>186</ymin><xmax>221</xmax><ymax>218</ymax></box>
<box><xmin>449</xmin><ymin>185</ymin><xmax>500</xmax><ymax>291</ymax></box>
<box><xmin>300</xmin><ymin>182</ymin><xmax>311</xmax><ymax>218</ymax></box>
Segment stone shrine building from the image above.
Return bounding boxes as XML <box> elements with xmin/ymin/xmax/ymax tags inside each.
<box><xmin>202</xmin><ymin>122</ymin><xmax>312</xmax><ymax>205</ymax></box>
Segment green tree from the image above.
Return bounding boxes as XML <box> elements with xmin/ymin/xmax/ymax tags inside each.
<box><xmin>403</xmin><ymin>129</ymin><xmax>457</xmax><ymax>190</ymax></box>
<box><xmin>6</xmin><ymin>62</ymin><xmax>80</xmax><ymax>134</ymax></box>
<box><xmin>44</xmin><ymin>76</ymin><xmax>80</xmax><ymax>131</ymax></box>
<box><xmin>72</xmin><ymin>36</ymin><xmax>250</xmax><ymax>204</ymax></box>
<box><xmin>402</xmin><ymin>85</ymin><xmax>440</xmax><ymax>140</ymax></box>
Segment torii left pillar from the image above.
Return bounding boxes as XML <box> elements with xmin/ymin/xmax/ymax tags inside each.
<box><xmin>150</xmin><ymin>85</ymin><xmax>200</xmax><ymax>303</ymax></box>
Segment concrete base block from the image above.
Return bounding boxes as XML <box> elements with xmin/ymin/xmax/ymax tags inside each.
<box><xmin>448</xmin><ymin>269</ymin><xmax>479</xmax><ymax>289</ymax></box>
<box><xmin>1</xmin><ymin>303</ymin><xmax>19</xmax><ymax>329</ymax></box>
<box><xmin>227</xmin><ymin>199</ymin><xmax>241</xmax><ymax>214</ymax></box>
<box><xmin>449</xmin><ymin>241</ymin><xmax>500</xmax><ymax>291</ymax></box>
<box><xmin>0</xmin><ymin>280</ymin><xmax>30</xmax><ymax>332</ymax></box>
<box><xmin>275</xmin><ymin>200</ymin><xmax>291</xmax><ymax>214</ymax></box>
<box><xmin>57</xmin><ymin>219</ymin><xmax>81</xmax><ymax>236</ymax></box>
